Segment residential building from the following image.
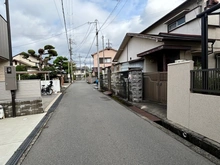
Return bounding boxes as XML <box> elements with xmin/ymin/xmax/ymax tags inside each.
<box><xmin>92</xmin><ymin>47</ymin><xmax>117</xmax><ymax>77</ymax></box>
<box><xmin>113</xmin><ymin>0</ymin><xmax>220</xmax><ymax>73</ymax></box>
<box><xmin>13</xmin><ymin>54</ymin><xmax>39</xmax><ymax>71</ymax></box>
<box><xmin>111</xmin><ymin>0</ymin><xmax>220</xmax><ymax>103</ymax></box>
<box><xmin>0</xmin><ymin>15</ymin><xmax>9</xmax><ymax>81</ymax></box>
<box><xmin>110</xmin><ymin>0</ymin><xmax>220</xmax><ymax>145</ymax></box>
<box><xmin>74</xmin><ymin>67</ymin><xmax>85</xmax><ymax>80</ymax></box>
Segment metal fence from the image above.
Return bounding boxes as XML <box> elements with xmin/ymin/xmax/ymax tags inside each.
<box><xmin>190</xmin><ymin>68</ymin><xmax>220</xmax><ymax>95</ymax></box>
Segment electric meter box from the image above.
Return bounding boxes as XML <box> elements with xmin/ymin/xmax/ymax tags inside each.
<box><xmin>4</xmin><ymin>66</ymin><xmax>17</xmax><ymax>90</ymax></box>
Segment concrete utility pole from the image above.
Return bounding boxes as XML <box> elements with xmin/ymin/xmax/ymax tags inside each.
<box><xmin>106</xmin><ymin>39</ymin><xmax>112</xmax><ymax>48</ymax></box>
<box><xmin>5</xmin><ymin>0</ymin><xmax>16</xmax><ymax>117</ymax></box>
<box><xmin>102</xmin><ymin>36</ymin><xmax>105</xmax><ymax>68</ymax></box>
<box><xmin>88</xmin><ymin>19</ymin><xmax>100</xmax><ymax>90</ymax></box>
<box><xmin>95</xmin><ymin>20</ymin><xmax>100</xmax><ymax>90</ymax></box>
<box><xmin>69</xmin><ymin>38</ymin><xmax>73</xmax><ymax>83</ymax></box>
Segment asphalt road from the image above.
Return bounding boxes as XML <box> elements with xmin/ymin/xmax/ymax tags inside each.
<box><xmin>21</xmin><ymin>81</ymin><xmax>215</xmax><ymax>165</ymax></box>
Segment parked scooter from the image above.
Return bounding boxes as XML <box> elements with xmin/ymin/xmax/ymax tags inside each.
<box><xmin>41</xmin><ymin>81</ymin><xmax>53</xmax><ymax>95</ymax></box>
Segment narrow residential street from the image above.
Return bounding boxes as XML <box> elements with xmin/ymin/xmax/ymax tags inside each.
<box><xmin>21</xmin><ymin>81</ymin><xmax>214</xmax><ymax>165</ymax></box>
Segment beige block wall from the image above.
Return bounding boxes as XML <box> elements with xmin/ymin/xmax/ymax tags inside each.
<box><xmin>0</xmin><ymin>80</ymin><xmax>41</xmax><ymax>100</ymax></box>
<box><xmin>167</xmin><ymin>60</ymin><xmax>220</xmax><ymax>143</ymax></box>
<box><xmin>167</xmin><ymin>61</ymin><xmax>193</xmax><ymax>128</ymax></box>
<box><xmin>190</xmin><ymin>94</ymin><xmax>220</xmax><ymax>143</ymax></box>
<box><xmin>0</xmin><ymin>61</ymin><xmax>9</xmax><ymax>81</ymax></box>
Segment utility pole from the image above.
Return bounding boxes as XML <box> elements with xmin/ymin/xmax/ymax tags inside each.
<box><xmin>102</xmin><ymin>36</ymin><xmax>105</xmax><ymax>68</ymax></box>
<box><xmin>94</xmin><ymin>20</ymin><xmax>100</xmax><ymax>90</ymax></box>
<box><xmin>88</xmin><ymin>19</ymin><xmax>100</xmax><ymax>90</ymax></box>
<box><xmin>5</xmin><ymin>0</ymin><xmax>16</xmax><ymax>117</ymax></box>
<box><xmin>78</xmin><ymin>54</ymin><xmax>82</xmax><ymax>80</ymax></box>
<box><xmin>106</xmin><ymin>39</ymin><xmax>112</xmax><ymax>48</ymax></box>
<box><xmin>69</xmin><ymin>38</ymin><xmax>73</xmax><ymax>83</ymax></box>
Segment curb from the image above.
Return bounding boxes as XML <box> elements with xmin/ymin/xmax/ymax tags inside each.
<box><xmin>6</xmin><ymin>90</ymin><xmax>65</xmax><ymax>165</ymax></box>
<box><xmin>111</xmin><ymin>95</ymin><xmax>220</xmax><ymax>164</ymax></box>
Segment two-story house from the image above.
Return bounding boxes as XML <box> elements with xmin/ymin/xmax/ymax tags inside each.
<box><xmin>112</xmin><ymin>0</ymin><xmax>220</xmax><ymax>103</ymax></box>
<box><xmin>0</xmin><ymin>15</ymin><xmax>9</xmax><ymax>81</ymax></box>
<box><xmin>92</xmin><ymin>47</ymin><xmax>117</xmax><ymax>77</ymax></box>
<box><xmin>13</xmin><ymin>54</ymin><xmax>39</xmax><ymax>71</ymax></box>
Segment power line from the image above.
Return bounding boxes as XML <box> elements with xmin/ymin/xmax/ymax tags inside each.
<box><xmin>61</xmin><ymin>0</ymin><xmax>70</xmax><ymax>52</ymax></box>
<box><xmin>74</xmin><ymin>24</ymin><xmax>95</xmax><ymax>52</ymax></box>
<box><xmin>83</xmin><ymin>35</ymin><xmax>96</xmax><ymax>68</ymax></box>
<box><xmin>102</xmin><ymin>0</ymin><xmax>128</xmax><ymax>30</ymax></box>
<box><xmin>12</xmin><ymin>23</ymin><xmax>88</xmax><ymax>48</ymax></box>
<box><xmin>98</xmin><ymin>0</ymin><xmax>121</xmax><ymax>32</ymax></box>
<box><xmin>53</xmin><ymin>0</ymin><xmax>63</xmax><ymax>26</ymax></box>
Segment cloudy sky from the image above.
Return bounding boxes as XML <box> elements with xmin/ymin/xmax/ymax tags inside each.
<box><xmin>0</xmin><ymin>0</ymin><xmax>185</xmax><ymax>67</ymax></box>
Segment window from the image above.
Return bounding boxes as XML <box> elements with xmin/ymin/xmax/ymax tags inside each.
<box><xmin>105</xmin><ymin>58</ymin><xmax>111</xmax><ymax>63</ymax></box>
<box><xmin>168</xmin><ymin>16</ymin><xmax>185</xmax><ymax>31</ymax></box>
<box><xmin>99</xmin><ymin>57</ymin><xmax>111</xmax><ymax>64</ymax></box>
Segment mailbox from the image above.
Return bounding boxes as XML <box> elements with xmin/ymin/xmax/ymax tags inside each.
<box><xmin>4</xmin><ymin>66</ymin><xmax>17</xmax><ymax>90</ymax></box>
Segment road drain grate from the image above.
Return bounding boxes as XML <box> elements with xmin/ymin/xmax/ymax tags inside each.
<box><xmin>100</xmin><ymin>96</ymin><xmax>111</xmax><ymax>101</ymax></box>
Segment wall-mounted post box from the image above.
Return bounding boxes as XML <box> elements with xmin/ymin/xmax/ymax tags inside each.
<box><xmin>4</xmin><ymin>66</ymin><xmax>17</xmax><ymax>90</ymax></box>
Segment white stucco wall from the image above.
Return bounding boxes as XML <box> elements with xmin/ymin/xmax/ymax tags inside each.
<box><xmin>143</xmin><ymin>57</ymin><xmax>157</xmax><ymax>72</ymax></box>
<box><xmin>167</xmin><ymin>60</ymin><xmax>220</xmax><ymax>143</ymax></box>
<box><xmin>146</xmin><ymin>4</ymin><xmax>202</xmax><ymax>35</ymax></box>
<box><xmin>172</xmin><ymin>20</ymin><xmax>201</xmax><ymax>35</ymax></box>
<box><xmin>118</xmin><ymin>37</ymin><xmax>162</xmax><ymax>63</ymax></box>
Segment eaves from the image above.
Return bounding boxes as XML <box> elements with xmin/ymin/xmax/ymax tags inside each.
<box><xmin>113</xmin><ymin>33</ymin><xmax>163</xmax><ymax>62</ymax></box>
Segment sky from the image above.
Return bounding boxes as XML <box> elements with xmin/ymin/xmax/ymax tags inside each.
<box><xmin>0</xmin><ymin>0</ymin><xmax>186</xmax><ymax>67</ymax></box>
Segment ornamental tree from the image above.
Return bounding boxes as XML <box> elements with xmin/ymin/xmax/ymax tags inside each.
<box><xmin>20</xmin><ymin>45</ymin><xmax>58</xmax><ymax>71</ymax></box>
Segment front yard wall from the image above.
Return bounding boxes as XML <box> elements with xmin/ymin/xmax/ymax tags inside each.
<box><xmin>0</xmin><ymin>61</ymin><xmax>9</xmax><ymax>81</ymax></box>
<box><xmin>0</xmin><ymin>80</ymin><xmax>43</xmax><ymax>117</ymax></box>
<box><xmin>111</xmin><ymin>70</ymin><xmax>142</xmax><ymax>102</ymax></box>
<box><xmin>167</xmin><ymin>60</ymin><xmax>220</xmax><ymax>143</ymax></box>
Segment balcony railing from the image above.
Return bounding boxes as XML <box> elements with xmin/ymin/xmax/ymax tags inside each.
<box><xmin>190</xmin><ymin>68</ymin><xmax>220</xmax><ymax>95</ymax></box>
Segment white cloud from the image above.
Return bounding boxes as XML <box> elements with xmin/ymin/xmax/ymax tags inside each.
<box><xmin>0</xmin><ymin>0</ymin><xmax>186</xmax><ymax>67</ymax></box>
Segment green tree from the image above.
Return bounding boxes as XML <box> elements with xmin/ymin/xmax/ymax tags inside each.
<box><xmin>16</xmin><ymin>65</ymin><xmax>27</xmax><ymax>71</ymax></box>
<box><xmin>20</xmin><ymin>45</ymin><xmax>58</xmax><ymax>71</ymax></box>
<box><xmin>53</xmin><ymin>56</ymin><xmax>69</xmax><ymax>74</ymax></box>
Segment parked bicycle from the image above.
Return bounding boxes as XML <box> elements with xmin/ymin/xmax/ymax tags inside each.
<box><xmin>41</xmin><ymin>81</ymin><xmax>53</xmax><ymax>95</ymax></box>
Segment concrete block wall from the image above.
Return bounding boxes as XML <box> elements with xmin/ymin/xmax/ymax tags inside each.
<box><xmin>0</xmin><ymin>80</ymin><xmax>43</xmax><ymax>117</ymax></box>
<box><xmin>0</xmin><ymin>99</ymin><xmax>43</xmax><ymax>117</ymax></box>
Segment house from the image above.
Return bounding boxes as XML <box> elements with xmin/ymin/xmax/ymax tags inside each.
<box><xmin>92</xmin><ymin>47</ymin><xmax>117</xmax><ymax>77</ymax></box>
<box><xmin>0</xmin><ymin>15</ymin><xmax>9</xmax><ymax>81</ymax></box>
<box><xmin>111</xmin><ymin>0</ymin><xmax>220</xmax><ymax>145</ymax></box>
<box><xmin>13</xmin><ymin>54</ymin><xmax>39</xmax><ymax>71</ymax></box>
<box><xmin>112</xmin><ymin>0</ymin><xmax>220</xmax><ymax>103</ymax></box>
<box><xmin>74</xmin><ymin>67</ymin><xmax>85</xmax><ymax>80</ymax></box>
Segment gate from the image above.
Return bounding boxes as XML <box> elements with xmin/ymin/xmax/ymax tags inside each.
<box><xmin>143</xmin><ymin>72</ymin><xmax>167</xmax><ymax>104</ymax></box>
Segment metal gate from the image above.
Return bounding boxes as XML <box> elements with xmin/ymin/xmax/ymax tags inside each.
<box><xmin>143</xmin><ymin>72</ymin><xmax>167</xmax><ymax>104</ymax></box>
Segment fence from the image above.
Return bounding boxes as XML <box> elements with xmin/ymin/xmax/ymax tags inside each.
<box><xmin>190</xmin><ymin>68</ymin><xmax>220</xmax><ymax>95</ymax></box>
